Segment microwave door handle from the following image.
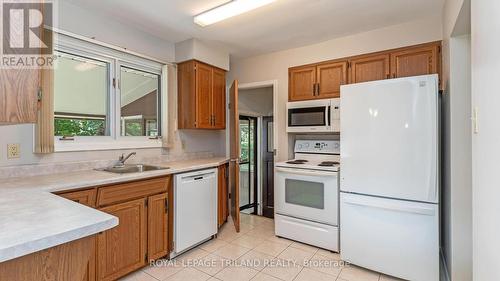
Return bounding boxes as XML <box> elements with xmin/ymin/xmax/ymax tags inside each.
<box><xmin>325</xmin><ymin>106</ymin><xmax>329</xmax><ymax>126</ymax></box>
<box><xmin>328</xmin><ymin>106</ymin><xmax>331</xmax><ymax>126</ymax></box>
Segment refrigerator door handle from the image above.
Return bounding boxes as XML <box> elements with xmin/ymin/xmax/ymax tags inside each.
<box><xmin>342</xmin><ymin>196</ymin><xmax>436</xmax><ymax>216</ymax></box>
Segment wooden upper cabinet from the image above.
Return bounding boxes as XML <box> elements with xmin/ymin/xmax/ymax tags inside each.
<box><xmin>390</xmin><ymin>43</ymin><xmax>440</xmax><ymax>79</ymax></box>
<box><xmin>178</xmin><ymin>60</ymin><xmax>226</xmax><ymax>129</ymax></box>
<box><xmin>97</xmin><ymin>198</ymin><xmax>147</xmax><ymax>281</ymax></box>
<box><xmin>0</xmin><ymin>69</ymin><xmax>40</xmax><ymax>125</ymax></box>
<box><xmin>289</xmin><ymin>41</ymin><xmax>442</xmax><ymax>98</ymax></box>
<box><xmin>316</xmin><ymin>61</ymin><xmax>347</xmax><ymax>98</ymax></box>
<box><xmin>289</xmin><ymin>66</ymin><xmax>316</xmax><ymax>101</ymax></box>
<box><xmin>349</xmin><ymin>54</ymin><xmax>390</xmax><ymax>84</ymax></box>
<box><xmin>147</xmin><ymin>193</ymin><xmax>169</xmax><ymax>261</ymax></box>
<box><xmin>0</xmin><ymin>3</ymin><xmax>44</xmax><ymax>125</ymax></box>
<box><xmin>212</xmin><ymin>68</ymin><xmax>226</xmax><ymax>129</ymax></box>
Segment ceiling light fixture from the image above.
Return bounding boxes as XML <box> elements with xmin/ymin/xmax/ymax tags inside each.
<box><xmin>194</xmin><ymin>0</ymin><xmax>276</xmax><ymax>27</ymax></box>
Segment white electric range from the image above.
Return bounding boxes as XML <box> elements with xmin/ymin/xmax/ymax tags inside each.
<box><xmin>274</xmin><ymin>140</ymin><xmax>340</xmax><ymax>252</ymax></box>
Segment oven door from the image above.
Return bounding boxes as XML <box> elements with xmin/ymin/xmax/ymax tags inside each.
<box><xmin>287</xmin><ymin>103</ymin><xmax>331</xmax><ymax>132</ymax></box>
<box><xmin>275</xmin><ymin>166</ymin><xmax>338</xmax><ymax>225</ymax></box>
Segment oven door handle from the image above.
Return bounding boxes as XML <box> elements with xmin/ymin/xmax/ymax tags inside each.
<box><xmin>275</xmin><ymin>167</ymin><xmax>337</xmax><ymax>177</ymax></box>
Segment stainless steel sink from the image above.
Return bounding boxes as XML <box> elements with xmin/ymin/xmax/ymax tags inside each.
<box><xmin>99</xmin><ymin>164</ymin><xmax>169</xmax><ymax>174</ymax></box>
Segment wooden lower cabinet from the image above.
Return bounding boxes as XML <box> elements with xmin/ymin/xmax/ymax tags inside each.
<box><xmin>56</xmin><ymin>176</ymin><xmax>171</xmax><ymax>281</ymax></box>
<box><xmin>147</xmin><ymin>193</ymin><xmax>169</xmax><ymax>261</ymax></box>
<box><xmin>0</xmin><ymin>236</ymin><xmax>95</xmax><ymax>281</ymax></box>
<box><xmin>218</xmin><ymin>164</ymin><xmax>229</xmax><ymax>227</ymax></box>
<box><xmin>58</xmin><ymin>188</ymin><xmax>97</xmax><ymax>208</ymax></box>
<box><xmin>97</xmin><ymin>198</ymin><xmax>147</xmax><ymax>281</ymax></box>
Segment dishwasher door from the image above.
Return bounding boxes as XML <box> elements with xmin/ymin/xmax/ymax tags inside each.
<box><xmin>174</xmin><ymin>168</ymin><xmax>218</xmax><ymax>254</ymax></box>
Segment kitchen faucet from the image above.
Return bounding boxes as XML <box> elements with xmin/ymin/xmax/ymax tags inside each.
<box><xmin>117</xmin><ymin>152</ymin><xmax>136</xmax><ymax>167</ymax></box>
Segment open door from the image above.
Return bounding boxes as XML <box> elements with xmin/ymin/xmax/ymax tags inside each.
<box><xmin>229</xmin><ymin>80</ymin><xmax>241</xmax><ymax>232</ymax></box>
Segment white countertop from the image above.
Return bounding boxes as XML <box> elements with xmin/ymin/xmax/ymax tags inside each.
<box><xmin>0</xmin><ymin>157</ymin><xmax>228</xmax><ymax>263</ymax></box>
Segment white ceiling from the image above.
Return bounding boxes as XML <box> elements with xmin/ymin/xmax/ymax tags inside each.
<box><xmin>65</xmin><ymin>0</ymin><xmax>444</xmax><ymax>58</ymax></box>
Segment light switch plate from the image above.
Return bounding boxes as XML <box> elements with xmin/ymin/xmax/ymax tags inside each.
<box><xmin>7</xmin><ymin>144</ymin><xmax>20</xmax><ymax>159</ymax></box>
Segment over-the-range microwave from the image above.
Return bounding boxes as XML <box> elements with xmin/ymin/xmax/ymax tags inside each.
<box><xmin>287</xmin><ymin>98</ymin><xmax>340</xmax><ymax>133</ymax></box>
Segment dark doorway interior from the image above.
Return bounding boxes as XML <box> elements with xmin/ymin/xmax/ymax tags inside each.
<box><xmin>262</xmin><ymin>116</ymin><xmax>274</xmax><ymax>218</ymax></box>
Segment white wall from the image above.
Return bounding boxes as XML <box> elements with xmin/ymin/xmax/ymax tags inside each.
<box><xmin>440</xmin><ymin>0</ymin><xmax>473</xmax><ymax>280</ymax></box>
<box><xmin>239</xmin><ymin>87</ymin><xmax>274</xmax><ymax>117</ymax></box>
<box><xmin>57</xmin><ymin>1</ymin><xmax>175</xmax><ymax>62</ymax></box>
<box><xmin>229</xmin><ymin>16</ymin><xmax>443</xmax><ymax>161</ymax></box>
<box><xmin>175</xmin><ymin>38</ymin><xmax>230</xmax><ymax>71</ymax></box>
<box><xmin>471</xmin><ymin>1</ymin><xmax>500</xmax><ymax>280</ymax></box>
<box><xmin>0</xmin><ymin>2</ymin><xmax>225</xmax><ymax>167</ymax></box>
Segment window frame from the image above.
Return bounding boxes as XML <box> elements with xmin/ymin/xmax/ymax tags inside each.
<box><xmin>53</xmin><ymin>34</ymin><xmax>167</xmax><ymax>152</ymax></box>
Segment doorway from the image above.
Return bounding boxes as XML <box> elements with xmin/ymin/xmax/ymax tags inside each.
<box><xmin>235</xmin><ymin>82</ymin><xmax>276</xmax><ymax>219</ymax></box>
<box><xmin>239</xmin><ymin>115</ymin><xmax>258</xmax><ymax>214</ymax></box>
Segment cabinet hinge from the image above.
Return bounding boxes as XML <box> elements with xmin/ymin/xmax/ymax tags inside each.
<box><xmin>165</xmin><ymin>198</ymin><xmax>169</xmax><ymax>213</ymax></box>
<box><xmin>145</xmin><ymin>199</ymin><xmax>148</xmax><ymax>207</ymax></box>
<box><xmin>37</xmin><ymin>87</ymin><xmax>43</xmax><ymax>101</ymax></box>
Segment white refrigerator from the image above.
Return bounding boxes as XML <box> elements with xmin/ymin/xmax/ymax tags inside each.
<box><xmin>340</xmin><ymin>74</ymin><xmax>439</xmax><ymax>281</ymax></box>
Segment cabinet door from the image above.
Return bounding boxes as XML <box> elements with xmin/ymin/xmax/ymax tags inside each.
<box><xmin>58</xmin><ymin>189</ymin><xmax>97</xmax><ymax>281</ymax></box>
<box><xmin>218</xmin><ymin>164</ymin><xmax>228</xmax><ymax>227</ymax></box>
<box><xmin>148</xmin><ymin>193</ymin><xmax>168</xmax><ymax>261</ymax></box>
<box><xmin>196</xmin><ymin>62</ymin><xmax>213</xmax><ymax>129</ymax></box>
<box><xmin>390</xmin><ymin>44</ymin><xmax>440</xmax><ymax>79</ymax></box>
<box><xmin>0</xmin><ymin>3</ymin><xmax>41</xmax><ymax>125</ymax></box>
<box><xmin>289</xmin><ymin>66</ymin><xmax>316</xmax><ymax>101</ymax></box>
<box><xmin>97</xmin><ymin>198</ymin><xmax>146</xmax><ymax>281</ymax></box>
<box><xmin>316</xmin><ymin>61</ymin><xmax>347</xmax><ymax>98</ymax></box>
<box><xmin>0</xmin><ymin>69</ymin><xmax>40</xmax><ymax>125</ymax></box>
<box><xmin>349</xmin><ymin>54</ymin><xmax>390</xmax><ymax>84</ymax></box>
<box><xmin>212</xmin><ymin>68</ymin><xmax>226</xmax><ymax>129</ymax></box>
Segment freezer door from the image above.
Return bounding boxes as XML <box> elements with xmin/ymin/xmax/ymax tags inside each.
<box><xmin>340</xmin><ymin>75</ymin><xmax>438</xmax><ymax>203</ymax></box>
<box><xmin>340</xmin><ymin>193</ymin><xmax>439</xmax><ymax>281</ymax></box>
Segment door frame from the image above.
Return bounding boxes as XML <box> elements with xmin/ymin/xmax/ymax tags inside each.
<box><xmin>228</xmin><ymin>80</ymin><xmax>278</xmax><ymax>216</ymax></box>
<box><xmin>238</xmin><ymin>115</ymin><xmax>258</xmax><ymax>214</ymax></box>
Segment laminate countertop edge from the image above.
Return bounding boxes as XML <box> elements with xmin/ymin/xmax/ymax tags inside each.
<box><xmin>0</xmin><ymin>157</ymin><xmax>229</xmax><ymax>263</ymax></box>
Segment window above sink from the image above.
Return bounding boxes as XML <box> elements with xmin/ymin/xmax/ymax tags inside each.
<box><xmin>53</xmin><ymin>33</ymin><xmax>167</xmax><ymax>152</ymax></box>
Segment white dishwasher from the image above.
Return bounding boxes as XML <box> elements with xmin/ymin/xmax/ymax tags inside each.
<box><xmin>173</xmin><ymin>168</ymin><xmax>218</xmax><ymax>256</ymax></box>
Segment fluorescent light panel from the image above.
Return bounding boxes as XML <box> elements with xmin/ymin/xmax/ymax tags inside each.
<box><xmin>194</xmin><ymin>0</ymin><xmax>276</xmax><ymax>27</ymax></box>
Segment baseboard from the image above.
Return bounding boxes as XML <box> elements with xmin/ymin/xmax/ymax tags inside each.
<box><xmin>440</xmin><ymin>248</ymin><xmax>451</xmax><ymax>281</ymax></box>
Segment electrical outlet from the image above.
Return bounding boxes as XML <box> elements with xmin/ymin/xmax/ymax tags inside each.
<box><xmin>7</xmin><ymin>144</ymin><xmax>20</xmax><ymax>159</ymax></box>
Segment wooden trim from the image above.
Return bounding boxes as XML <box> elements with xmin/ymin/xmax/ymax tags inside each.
<box><xmin>167</xmin><ymin>176</ymin><xmax>174</xmax><ymax>256</ymax></box>
<box><xmin>34</xmin><ymin>63</ymin><xmax>54</xmax><ymax>154</ymax></box>
<box><xmin>176</xmin><ymin>59</ymin><xmax>227</xmax><ymax>72</ymax></box>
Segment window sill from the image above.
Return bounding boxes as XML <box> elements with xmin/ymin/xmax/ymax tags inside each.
<box><xmin>54</xmin><ymin>137</ymin><xmax>163</xmax><ymax>152</ymax></box>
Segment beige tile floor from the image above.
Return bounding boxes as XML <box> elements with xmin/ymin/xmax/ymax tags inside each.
<box><xmin>120</xmin><ymin>213</ymin><xmax>404</xmax><ymax>281</ymax></box>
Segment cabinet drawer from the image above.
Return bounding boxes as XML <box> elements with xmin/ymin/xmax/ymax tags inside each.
<box><xmin>97</xmin><ymin>176</ymin><xmax>170</xmax><ymax>207</ymax></box>
<box><xmin>58</xmin><ymin>188</ymin><xmax>97</xmax><ymax>208</ymax></box>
